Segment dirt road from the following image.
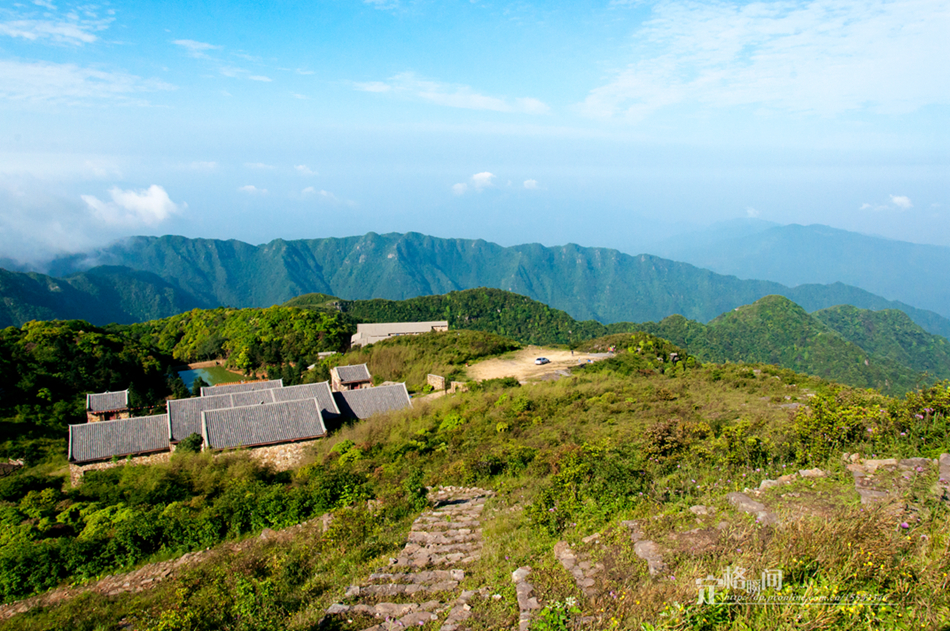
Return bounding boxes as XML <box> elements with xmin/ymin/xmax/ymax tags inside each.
<box><xmin>465</xmin><ymin>347</ymin><xmax>613</xmax><ymax>383</ymax></box>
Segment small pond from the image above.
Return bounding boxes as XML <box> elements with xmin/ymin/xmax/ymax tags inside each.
<box><xmin>177</xmin><ymin>366</ymin><xmax>246</xmax><ymax>389</ymax></box>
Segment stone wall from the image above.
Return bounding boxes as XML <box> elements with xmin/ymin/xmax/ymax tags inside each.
<box><xmin>427</xmin><ymin>374</ymin><xmax>446</xmax><ymax>391</ymax></box>
<box><xmin>69</xmin><ymin>450</ymin><xmax>171</xmax><ymax>486</ymax></box>
<box><xmin>239</xmin><ymin>439</ymin><xmax>320</xmax><ymax>471</ymax></box>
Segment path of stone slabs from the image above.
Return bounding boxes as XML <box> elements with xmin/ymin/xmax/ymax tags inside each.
<box><xmin>324</xmin><ymin>487</ymin><xmax>494</xmax><ymax>631</ymax></box>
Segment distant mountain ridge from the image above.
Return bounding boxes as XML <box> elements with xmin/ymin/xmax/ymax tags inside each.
<box><xmin>650</xmin><ymin>222</ymin><xmax>950</xmax><ymax>320</ymax></box>
<box><xmin>10</xmin><ymin>232</ymin><xmax>943</xmax><ymax>339</ymax></box>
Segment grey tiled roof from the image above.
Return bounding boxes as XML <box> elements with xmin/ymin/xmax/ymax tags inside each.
<box><xmin>86</xmin><ymin>390</ymin><xmax>129</xmax><ymax>413</ymax></box>
<box><xmin>68</xmin><ymin>414</ymin><xmax>169</xmax><ymax>464</ymax></box>
<box><xmin>167</xmin><ymin>394</ymin><xmax>239</xmax><ymax>441</ymax></box>
<box><xmin>200</xmin><ymin>379</ymin><xmax>283</xmax><ymax>397</ymax></box>
<box><xmin>333</xmin><ymin>383</ymin><xmax>412</xmax><ymax>420</ymax></box>
<box><xmin>201</xmin><ymin>399</ymin><xmax>327</xmax><ymax>450</ymax></box>
<box><xmin>334</xmin><ymin>364</ymin><xmax>372</xmax><ymax>384</ymax></box>
<box><xmin>272</xmin><ymin>381</ymin><xmax>340</xmax><ymax>416</ymax></box>
<box><xmin>168</xmin><ymin>381</ymin><xmax>340</xmax><ymax>441</ymax></box>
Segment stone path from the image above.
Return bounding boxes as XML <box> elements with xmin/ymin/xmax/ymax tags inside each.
<box><xmin>511</xmin><ymin>566</ymin><xmax>539</xmax><ymax>631</ymax></box>
<box><xmin>553</xmin><ymin>540</ymin><xmax>602</xmax><ymax>599</ymax></box>
<box><xmin>323</xmin><ymin>486</ymin><xmax>494</xmax><ymax>631</ymax></box>
<box><xmin>621</xmin><ymin>520</ymin><xmax>669</xmax><ymax>578</ymax></box>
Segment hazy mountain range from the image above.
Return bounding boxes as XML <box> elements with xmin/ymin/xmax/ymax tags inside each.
<box><xmin>3</xmin><ymin>231</ymin><xmax>950</xmax><ymax>341</ymax></box>
<box><xmin>650</xmin><ymin>221</ymin><xmax>950</xmax><ymax>320</ymax></box>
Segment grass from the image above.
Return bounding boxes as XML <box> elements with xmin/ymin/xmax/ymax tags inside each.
<box><xmin>3</xmin><ymin>357</ymin><xmax>950</xmax><ymax>630</ymax></box>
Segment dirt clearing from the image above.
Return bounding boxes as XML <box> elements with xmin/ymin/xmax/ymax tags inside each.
<box><xmin>465</xmin><ymin>347</ymin><xmax>613</xmax><ymax>383</ymax></box>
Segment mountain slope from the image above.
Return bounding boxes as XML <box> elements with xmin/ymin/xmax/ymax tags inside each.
<box><xmin>0</xmin><ymin>266</ymin><xmax>199</xmax><ymax>328</ymax></box>
<box><xmin>813</xmin><ymin>305</ymin><xmax>950</xmax><ymax>381</ymax></box>
<box><xmin>34</xmin><ymin>232</ymin><xmax>950</xmax><ymax>338</ymax></box>
<box><xmin>638</xmin><ymin>296</ymin><xmax>922</xmax><ymax>394</ymax></box>
<box><xmin>652</xmin><ymin>223</ymin><xmax>950</xmax><ymax>320</ymax></box>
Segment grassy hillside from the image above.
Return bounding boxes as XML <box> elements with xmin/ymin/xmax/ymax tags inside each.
<box><xmin>2</xmin><ymin>350</ymin><xmax>948</xmax><ymax>629</ymax></box>
<box><xmin>27</xmin><ymin>232</ymin><xmax>950</xmax><ymax>338</ymax></box>
<box><xmin>325</xmin><ymin>329</ymin><xmax>521</xmax><ymax>391</ymax></box>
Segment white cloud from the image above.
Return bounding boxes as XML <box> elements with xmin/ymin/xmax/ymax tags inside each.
<box><xmin>471</xmin><ymin>172</ymin><xmax>495</xmax><ymax>190</ymax></box>
<box><xmin>890</xmin><ymin>195</ymin><xmax>913</xmax><ymax>210</ymax></box>
<box><xmin>353</xmin><ymin>72</ymin><xmax>550</xmax><ymax>114</ymax></box>
<box><xmin>453</xmin><ymin>172</ymin><xmax>495</xmax><ymax>195</ymax></box>
<box><xmin>582</xmin><ymin>0</ymin><xmax>950</xmax><ymax>120</ymax></box>
<box><xmin>295</xmin><ymin>164</ymin><xmax>317</xmax><ymax>176</ymax></box>
<box><xmin>238</xmin><ymin>185</ymin><xmax>266</xmax><ymax>194</ymax></box>
<box><xmin>173</xmin><ymin>39</ymin><xmax>221</xmax><ymax>59</ymax></box>
<box><xmin>0</xmin><ymin>60</ymin><xmax>174</xmax><ymax>105</ymax></box>
<box><xmin>302</xmin><ymin>186</ymin><xmax>356</xmax><ymax>206</ymax></box>
<box><xmin>245</xmin><ymin>162</ymin><xmax>275</xmax><ymax>169</ymax></box>
<box><xmin>295</xmin><ymin>68</ymin><xmax>314</xmax><ymax>75</ymax></box>
<box><xmin>248</xmin><ymin>75</ymin><xmax>272</xmax><ymax>82</ymax></box>
<box><xmin>523</xmin><ymin>179</ymin><xmax>539</xmax><ymax>190</ymax></box>
<box><xmin>746</xmin><ymin>206</ymin><xmax>759</xmax><ymax>218</ymax></box>
<box><xmin>81</xmin><ymin>185</ymin><xmax>184</xmax><ymax>226</ymax></box>
<box><xmin>861</xmin><ymin>194</ymin><xmax>914</xmax><ymax>212</ymax></box>
<box><xmin>290</xmin><ymin>92</ymin><xmax>308</xmax><ymax>100</ymax></box>
<box><xmin>0</xmin><ymin>2</ymin><xmax>113</xmax><ymax>45</ymax></box>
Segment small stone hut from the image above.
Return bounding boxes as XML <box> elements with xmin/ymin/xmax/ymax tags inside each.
<box><xmin>85</xmin><ymin>389</ymin><xmax>130</xmax><ymax>423</ymax></box>
<box><xmin>330</xmin><ymin>364</ymin><xmax>373</xmax><ymax>392</ymax></box>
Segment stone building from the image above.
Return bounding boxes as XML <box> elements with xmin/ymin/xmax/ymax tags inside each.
<box><xmin>350</xmin><ymin>321</ymin><xmax>449</xmax><ymax>347</ymax></box>
<box><xmin>332</xmin><ymin>383</ymin><xmax>412</xmax><ymax>420</ymax></box>
<box><xmin>330</xmin><ymin>364</ymin><xmax>373</xmax><ymax>391</ymax></box>
<box><xmin>85</xmin><ymin>389</ymin><xmax>130</xmax><ymax>423</ymax></box>
<box><xmin>68</xmin><ymin>413</ymin><xmax>171</xmax><ymax>484</ymax></box>
<box><xmin>167</xmin><ymin>381</ymin><xmax>339</xmax><ymax>442</ymax></box>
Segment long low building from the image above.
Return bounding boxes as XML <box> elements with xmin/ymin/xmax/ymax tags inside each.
<box><xmin>350</xmin><ymin>321</ymin><xmax>448</xmax><ymax>347</ymax></box>
<box><xmin>201</xmin><ymin>398</ymin><xmax>328</xmax><ymax>450</ymax></box>
<box><xmin>332</xmin><ymin>383</ymin><xmax>412</xmax><ymax>420</ymax></box>
<box><xmin>69</xmin><ymin>413</ymin><xmax>170</xmax><ymax>464</ymax></box>
<box><xmin>69</xmin><ymin>380</ymin><xmax>411</xmax><ymax>482</ymax></box>
<box><xmin>168</xmin><ymin>381</ymin><xmax>339</xmax><ymax>442</ymax></box>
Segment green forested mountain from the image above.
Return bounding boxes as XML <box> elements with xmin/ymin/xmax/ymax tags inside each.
<box><xmin>812</xmin><ymin>305</ymin><xmax>950</xmax><ymax>380</ymax></box>
<box><xmin>0</xmin><ymin>266</ymin><xmax>199</xmax><ymax>328</ymax></box>
<box><xmin>286</xmin><ymin>288</ymin><xmax>607</xmax><ymax>346</ymax></box>
<box><xmin>18</xmin><ymin>232</ymin><xmax>948</xmax><ymax>338</ymax></box>
<box><xmin>636</xmin><ymin>296</ymin><xmax>930</xmax><ymax>394</ymax></box>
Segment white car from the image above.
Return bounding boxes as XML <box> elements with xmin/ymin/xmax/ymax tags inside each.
<box><xmin>534</xmin><ymin>357</ymin><xmax>550</xmax><ymax>365</ymax></box>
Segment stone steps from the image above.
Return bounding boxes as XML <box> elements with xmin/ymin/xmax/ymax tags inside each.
<box><xmin>323</xmin><ymin>486</ymin><xmax>494</xmax><ymax>631</ymax></box>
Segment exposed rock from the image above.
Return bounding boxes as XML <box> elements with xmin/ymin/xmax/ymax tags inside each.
<box><xmin>798</xmin><ymin>468</ymin><xmax>826</xmax><ymax>478</ymax></box>
<box><xmin>689</xmin><ymin>505</ymin><xmax>711</xmax><ymax>516</ymax></box>
<box><xmin>726</xmin><ymin>492</ymin><xmax>780</xmax><ymax>525</ymax></box>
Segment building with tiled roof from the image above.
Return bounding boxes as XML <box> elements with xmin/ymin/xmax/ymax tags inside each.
<box><xmin>332</xmin><ymin>383</ymin><xmax>412</xmax><ymax>420</ymax></box>
<box><xmin>85</xmin><ymin>389</ymin><xmax>130</xmax><ymax>422</ymax></box>
<box><xmin>199</xmin><ymin>379</ymin><xmax>283</xmax><ymax>397</ymax></box>
<box><xmin>350</xmin><ymin>321</ymin><xmax>449</xmax><ymax>348</ymax></box>
<box><xmin>68</xmin><ymin>414</ymin><xmax>169</xmax><ymax>464</ymax></box>
<box><xmin>330</xmin><ymin>364</ymin><xmax>372</xmax><ymax>391</ymax></box>
<box><xmin>168</xmin><ymin>381</ymin><xmax>338</xmax><ymax>441</ymax></box>
<box><xmin>201</xmin><ymin>399</ymin><xmax>327</xmax><ymax>450</ymax></box>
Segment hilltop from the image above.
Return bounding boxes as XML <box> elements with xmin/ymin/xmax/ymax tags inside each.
<box><xmin>4</xmin><ymin>232</ymin><xmax>949</xmax><ymax>339</ymax></box>
<box><xmin>1</xmin><ymin>333</ymin><xmax>947</xmax><ymax>630</ymax></box>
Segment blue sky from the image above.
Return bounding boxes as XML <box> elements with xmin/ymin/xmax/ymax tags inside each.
<box><xmin>1</xmin><ymin>0</ymin><xmax>948</xmax><ymax>264</ymax></box>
